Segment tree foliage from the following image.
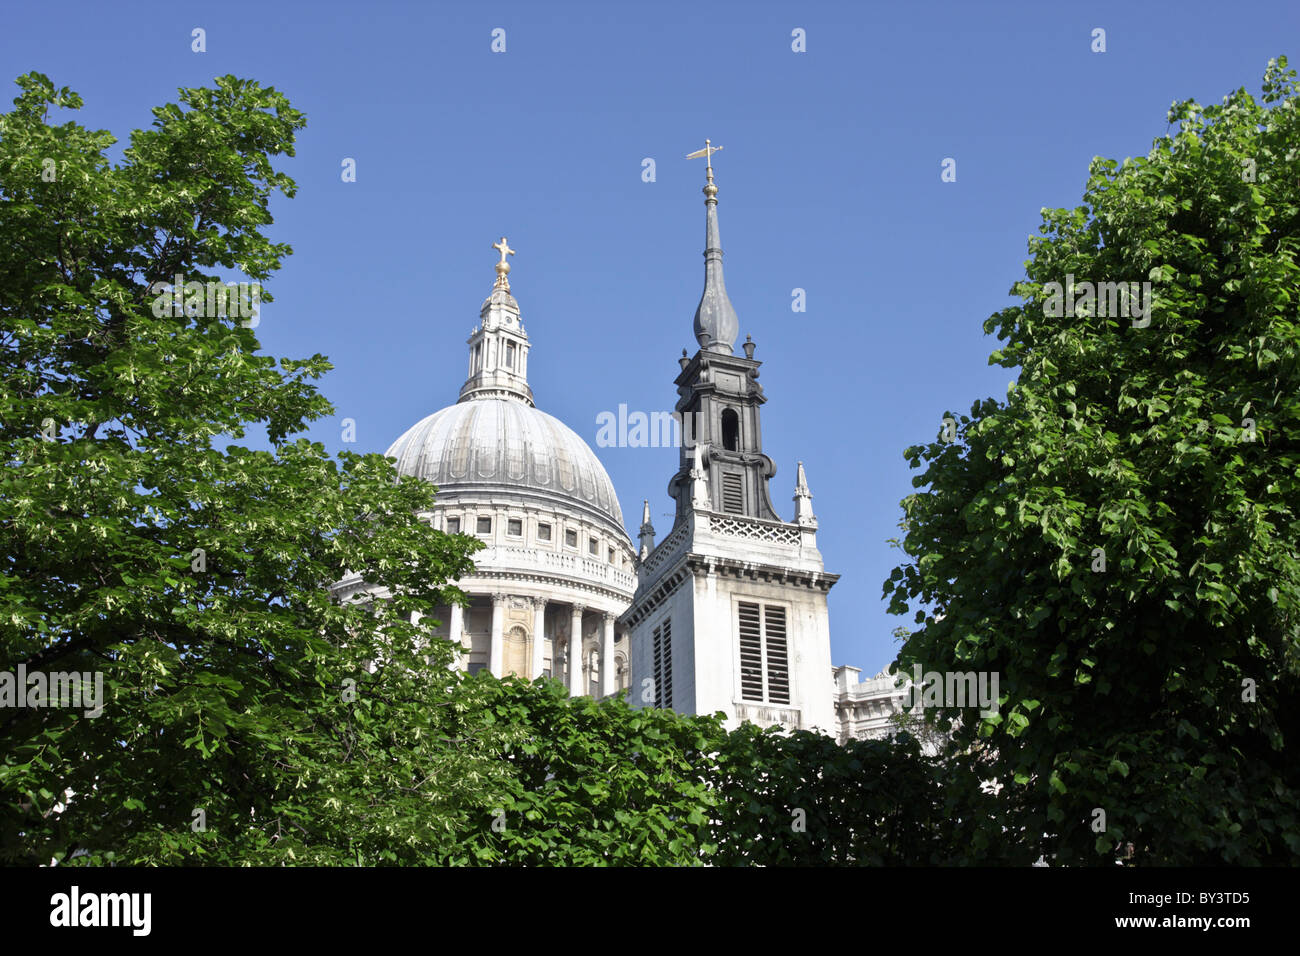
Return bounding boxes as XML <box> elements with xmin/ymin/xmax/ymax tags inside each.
<box><xmin>884</xmin><ymin>57</ymin><xmax>1300</xmax><ymax>864</ymax></box>
<box><xmin>0</xmin><ymin>72</ymin><xmax>487</xmax><ymax>864</ymax></box>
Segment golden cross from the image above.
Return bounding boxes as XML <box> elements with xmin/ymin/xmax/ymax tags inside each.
<box><xmin>493</xmin><ymin>236</ymin><xmax>515</xmax><ymax>263</ymax></box>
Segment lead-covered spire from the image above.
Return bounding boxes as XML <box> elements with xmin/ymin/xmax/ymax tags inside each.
<box><xmin>689</xmin><ymin>140</ymin><xmax>739</xmax><ymax>354</ymax></box>
<box><xmin>459</xmin><ymin>236</ymin><xmax>534</xmax><ymax>406</ymax></box>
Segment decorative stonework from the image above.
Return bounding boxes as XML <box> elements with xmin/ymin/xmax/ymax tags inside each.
<box><xmin>640</xmin><ymin>521</ymin><xmax>690</xmax><ymax>575</ymax></box>
<box><xmin>707</xmin><ymin>514</ymin><xmax>801</xmax><ymax>546</ymax></box>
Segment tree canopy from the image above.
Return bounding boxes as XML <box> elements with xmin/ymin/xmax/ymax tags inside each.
<box><xmin>884</xmin><ymin>57</ymin><xmax>1300</xmax><ymax>864</ymax></box>
<box><xmin>0</xmin><ymin>72</ymin><xmax>489</xmax><ymax>864</ymax></box>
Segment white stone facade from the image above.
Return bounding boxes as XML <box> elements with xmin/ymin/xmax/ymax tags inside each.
<box><xmin>624</xmin><ymin>507</ymin><xmax>837</xmax><ymax>734</ymax></box>
<box><xmin>832</xmin><ymin>666</ymin><xmax>910</xmax><ymax>743</ymax></box>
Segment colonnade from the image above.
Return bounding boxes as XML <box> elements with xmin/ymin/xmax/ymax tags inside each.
<box><xmin>444</xmin><ymin>594</ymin><xmax>622</xmax><ymax>697</ymax></box>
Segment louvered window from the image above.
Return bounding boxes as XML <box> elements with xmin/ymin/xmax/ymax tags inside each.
<box><xmin>722</xmin><ymin>473</ymin><xmax>744</xmax><ymax>514</ymax></box>
<box><xmin>764</xmin><ymin>606</ymin><xmax>790</xmax><ymax>704</ymax></box>
<box><xmin>652</xmin><ymin>618</ymin><xmax>673</xmax><ymax>709</ymax></box>
<box><xmin>737</xmin><ymin>602</ymin><xmax>790</xmax><ymax>704</ymax></box>
<box><xmin>738</xmin><ymin>602</ymin><xmax>764</xmax><ymax>701</ymax></box>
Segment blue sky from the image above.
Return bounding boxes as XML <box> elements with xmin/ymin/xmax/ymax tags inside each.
<box><xmin>4</xmin><ymin>0</ymin><xmax>1294</xmax><ymax>673</ymax></box>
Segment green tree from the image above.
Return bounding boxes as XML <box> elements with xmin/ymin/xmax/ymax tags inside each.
<box><xmin>442</xmin><ymin>675</ymin><xmax>726</xmax><ymax>865</ymax></box>
<box><xmin>884</xmin><ymin>57</ymin><xmax>1300</xmax><ymax>864</ymax></box>
<box><xmin>0</xmin><ymin>72</ymin><xmax>493</xmax><ymax>864</ymax></box>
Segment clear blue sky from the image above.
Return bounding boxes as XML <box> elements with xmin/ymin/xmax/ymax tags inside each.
<box><xmin>4</xmin><ymin>0</ymin><xmax>1294</xmax><ymax>674</ymax></box>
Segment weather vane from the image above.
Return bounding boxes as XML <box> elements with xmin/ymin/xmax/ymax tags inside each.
<box><xmin>686</xmin><ymin>139</ymin><xmax>723</xmax><ymax>183</ymax></box>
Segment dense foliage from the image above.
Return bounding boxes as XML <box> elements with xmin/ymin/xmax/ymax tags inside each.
<box><xmin>0</xmin><ymin>72</ymin><xmax>487</xmax><ymax>864</ymax></box>
<box><xmin>884</xmin><ymin>58</ymin><xmax>1300</xmax><ymax>864</ymax></box>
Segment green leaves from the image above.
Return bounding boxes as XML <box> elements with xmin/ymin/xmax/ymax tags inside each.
<box><xmin>882</xmin><ymin>58</ymin><xmax>1300</xmax><ymax>865</ymax></box>
<box><xmin>0</xmin><ymin>72</ymin><xmax>498</xmax><ymax>866</ymax></box>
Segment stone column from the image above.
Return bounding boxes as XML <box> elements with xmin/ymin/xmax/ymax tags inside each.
<box><xmin>531</xmin><ymin>598</ymin><xmax>547</xmax><ymax>679</ymax></box>
<box><xmin>489</xmin><ymin>595</ymin><xmax>505</xmax><ymax>677</ymax></box>
<box><xmin>448</xmin><ymin>603</ymin><xmax>465</xmax><ymax>670</ymax></box>
<box><xmin>600</xmin><ymin>612</ymin><xmax>616</xmax><ymax>698</ymax></box>
<box><xmin>567</xmin><ymin>604</ymin><xmax>586</xmax><ymax>696</ymax></box>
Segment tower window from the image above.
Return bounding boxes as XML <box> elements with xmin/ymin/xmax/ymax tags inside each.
<box><xmin>537</xmin><ymin>522</ymin><xmax>552</xmax><ymax>541</ymax></box>
<box><xmin>737</xmin><ymin>601</ymin><xmax>790</xmax><ymax>704</ymax></box>
<box><xmin>445</xmin><ymin>516</ymin><xmax>461</xmax><ymax>534</ymax></box>
<box><xmin>476</xmin><ymin>516</ymin><xmax>492</xmax><ymax>535</ymax></box>
<box><xmin>722</xmin><ymin>473</ymin><xmax>744</xmax><ymax>514</ymax></box>
<box><xmin>652</xmin><ymin>618</ymin><xmax>673</xmax><ymax>709</ymax></box>
<box><xmin>721</xmin><ymin>408</ymin><xmax>740</xmax><ymax>452</ymax></box>
<box><xmin>505</xmin><ymin>342</ymin><xmax>516</xmax><ymax>369</ymax></box>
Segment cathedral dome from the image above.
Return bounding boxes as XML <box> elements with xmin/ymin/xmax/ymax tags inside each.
<box><xmin>386</xmin><ymin>398</ymin><xmax>625</xmax><ymax>531</ymax></box>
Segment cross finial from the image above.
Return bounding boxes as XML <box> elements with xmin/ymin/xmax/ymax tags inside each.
<box><xmin>686</xmin><ymin>138</ymin><xmax>723</xmax><ymax>184</ymax></box>
<box><xmin>491</xmin><ymin>236</ymin><xmax>515</xmax><ymax>290</ymax></box>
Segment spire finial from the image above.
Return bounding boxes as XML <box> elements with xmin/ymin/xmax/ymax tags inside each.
<box><xmin>686</xmin><ymin>138</ymin><xmax>723</xmax><ymax>187</ymax></box>
<box><xmin>687</xmin><ymin>141</ymin><xmax>739</xmax><ymax>354</ymax></box>
<box><xmin>492</xmin><ymin>236</ymin><xmax>515</xmax><ymax>291</ymax></box>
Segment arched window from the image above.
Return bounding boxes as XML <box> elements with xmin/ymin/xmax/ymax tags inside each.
<box><xmin>615</xmin><ymin>654</ymin><xmax>628</xmax><ymax>693</ymax></box>
<box><xmin>721</xmin><ymin>408</ymin><xmax>740</xmax><ymax>451</ymax></box>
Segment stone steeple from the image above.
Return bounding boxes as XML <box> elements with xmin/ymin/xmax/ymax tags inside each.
<box><xmin>691</xmin><ymin>146</ymin><xmax>739</xmax><ymax>354</ymax></box>
<box><xmin>459</xmin><ymin>237</ymin><xmax>534</xmax><ymax>406</ymax></box>
<box><xmin>667</xmin><ymin>160</ymin><xmax>780</xmax><ymax>523</ymax></box>
<box><xmin>619</xmin><ymin>154</ymin><xmax>839</xmax><ymax>738</ymax></box>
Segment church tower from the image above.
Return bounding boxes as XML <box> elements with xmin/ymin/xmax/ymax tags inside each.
<box><xmin>621</xmin><ymin>146</ymin><xmax>838</xmax><ymax>734</ymax></box>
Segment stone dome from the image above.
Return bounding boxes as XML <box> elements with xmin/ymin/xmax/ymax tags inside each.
<box><xmin>386</xmin><ymin>398</ymin><xmax>626</xmax><ymax>532</ymax></box>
